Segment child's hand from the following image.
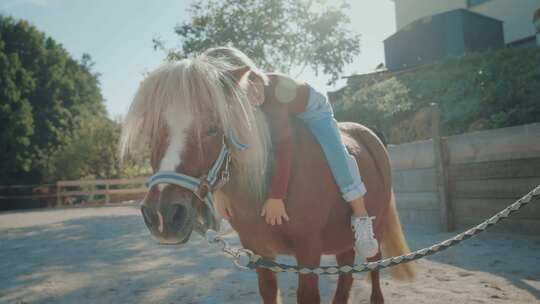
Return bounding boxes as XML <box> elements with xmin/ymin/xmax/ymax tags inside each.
<box><xmin>261</xmin><ymin>198</ymin><xmax>290</xmax><ymax>225</ymax></box>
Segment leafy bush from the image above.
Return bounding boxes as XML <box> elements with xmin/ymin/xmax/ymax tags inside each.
<box><xmin>42</xmin><ymin>114</ymin><xmax>150</xmax><ymax>182</ymax></box>
<box><xmin>332</xmin><ymin>48</ymin><xmax>540</xmax><ymax>143</ymax></box>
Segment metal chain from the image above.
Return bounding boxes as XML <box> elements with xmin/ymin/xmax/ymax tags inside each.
<box><xmin>206</xmin><ymin>185</ymin><xmax>540</xmax><ymax>275</ymax></box>
<box><xmin>206</xmin><ymin>229</ymin><xmax>254</xmax><ymax>270</ymax></box>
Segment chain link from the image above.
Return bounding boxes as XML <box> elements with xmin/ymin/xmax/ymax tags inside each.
<box><xmin>206</xmin><ymin>229</ymin><xmax>255</xmax><ymax>270</ymax></box>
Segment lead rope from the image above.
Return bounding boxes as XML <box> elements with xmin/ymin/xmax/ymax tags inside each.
<box><xmin>205</xmin><ymin>185</ymin><xmax>540</xmax><ymax>275</ymax></box>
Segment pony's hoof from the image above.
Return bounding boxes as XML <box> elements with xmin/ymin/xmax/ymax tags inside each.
<box><xmin>370</xmin><ymin>294</ymin><xmax>384</xmax><ymax>304</ymax></box>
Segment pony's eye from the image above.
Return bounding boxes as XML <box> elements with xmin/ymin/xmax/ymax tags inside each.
<box><xmin>206</xmin><ymin>127</ymin><xmax>219</xmax><ymax>136</ymax></box>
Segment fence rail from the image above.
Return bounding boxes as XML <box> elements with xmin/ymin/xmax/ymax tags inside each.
<box><xmin>389</xmin><ymin>106</ymin><xmax>540</xmax><ymax>234</ymax></box>
<box><xmin>56</xmin><ymin>177</ymin><xmax>148</xmax><ymax>205</ymax></box>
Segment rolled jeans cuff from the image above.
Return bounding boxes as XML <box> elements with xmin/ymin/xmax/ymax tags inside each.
<box><xmin>342</xmin><ymin>182</ymin><xmax>367</xmax><ymax>202</ymax></box>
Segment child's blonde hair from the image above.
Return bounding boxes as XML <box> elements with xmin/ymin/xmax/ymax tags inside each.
<box><xmin>203</xmin><ymin>46</ymin><xmax>269</xmax><ymax>85</ymax></box>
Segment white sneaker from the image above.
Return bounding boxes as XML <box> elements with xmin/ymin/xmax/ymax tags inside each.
<box><xmin>351</xmin><ymin>216</ymin><xmax>379</xmax><ymax>258</ymax></box>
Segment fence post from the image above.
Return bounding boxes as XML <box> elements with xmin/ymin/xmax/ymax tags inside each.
<box><xmin>56</xmin><ymin>181</ymin><xmax>61</xmax><ymax>207</ymax></box>
<box><xmin>105</xmin><ymin>183</ymin><xmax>110</xmax><ymax>204</ymax></box>
<box><xmin>431</xmin><ymin>103</ymin><xmax>453</xmax><ymax>231</ymax></box>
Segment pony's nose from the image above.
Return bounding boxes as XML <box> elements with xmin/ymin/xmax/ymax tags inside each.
<box><xmin>157</xmin><ymin>211</ymin><xmax>165</xmax><ymax>233</ymax></box>
<box><xmin>170</xmin><ymin>204</ymin><xmax>189</xmax><ymax>230</ymax></box>
<box><xmin>141</xmin><ymin>205</ymin><xmax>158</xmax><ymax>228</ymax></box>
<box><xmin>155</xmin><ymin>204</ymin><xmax>188</xmax><ymax>233</ymax></box>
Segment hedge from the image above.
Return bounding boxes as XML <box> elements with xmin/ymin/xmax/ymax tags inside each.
<box><xmin>331</xmin><ymin>48</ymin><xmax>540</xmax><ymax>144</ymax></box>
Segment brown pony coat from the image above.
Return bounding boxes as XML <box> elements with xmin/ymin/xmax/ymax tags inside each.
<box><xmin>217</xmin><ymin>118</ymin><xmax>414</xmax><ymax>303</ymax></box>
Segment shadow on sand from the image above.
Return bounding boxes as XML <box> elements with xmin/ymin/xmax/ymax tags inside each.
<box><xmin>403</xmin><ymin>226</ymin><xmax>540</xmax><ymax>300</ymax></box>
<box><xmin>1</xmin><ymin>207</ymin><xmax>539</xmax><ymax>303</ymax></box>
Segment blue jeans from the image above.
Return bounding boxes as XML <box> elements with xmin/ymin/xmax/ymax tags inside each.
<box><xmin>297</xmin><ymin>86</ymin><xmax>367</xmax><ymax>202</ymax></box>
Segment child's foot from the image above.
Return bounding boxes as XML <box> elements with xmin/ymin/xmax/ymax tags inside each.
<box><xmin>351</xmin><ymin>216</ymin><xmax>379</xmax><ymax>258</ymax></box>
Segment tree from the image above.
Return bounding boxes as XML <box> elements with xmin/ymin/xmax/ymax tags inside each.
<box><xmin>0</xmin><ymin>15</ymin><xmax>107</xmax><ymax>184</ymax></box>
<box><xmin>44</xmin><ymin>114</ymin><xmax>150</xmax><ymax>181</ymax></box>
<box><xmin>0</xmin><ymin>42</ymin><xmax>35</xmax><ymax>177</ymax></box>
<box><xmin>155</xmin><ymin>0</ymin><xmax>360</xmax><ymax>84</ymax></box>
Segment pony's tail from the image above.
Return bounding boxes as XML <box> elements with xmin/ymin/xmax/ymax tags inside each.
<box><xmin>381</xmin><ymin>190</ymin><xmax>416</xmax><ymax>281</ymax></box>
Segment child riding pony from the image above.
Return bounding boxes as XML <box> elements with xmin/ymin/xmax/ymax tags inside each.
<box><xmin>204</xmin><ymin>46</ymin><xmax>379</xmax><ymax>259</ymax></box>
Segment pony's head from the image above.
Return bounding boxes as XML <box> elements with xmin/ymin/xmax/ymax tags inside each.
<box><xmin>121</xmin><ymin>56</ymin><xmax>270</xmax><ymax>244</ymax></box>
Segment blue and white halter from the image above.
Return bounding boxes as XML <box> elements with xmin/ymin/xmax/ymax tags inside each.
<box><xmin>147</xmin><ymin>133</ymin><xmax>247</xmax><ymax>214</ymax></box>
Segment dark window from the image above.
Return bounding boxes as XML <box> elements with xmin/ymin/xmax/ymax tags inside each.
<box><xmin>467</xmin><ymin>0</ymin><xmax>491</xmax><ymax>7</ymax></box>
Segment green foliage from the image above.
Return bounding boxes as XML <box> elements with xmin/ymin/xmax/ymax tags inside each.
<box><xmin>333</xmin><ymin>48</ymin><xmax>540</xmax><ymax>143</ymax></box>
<box><xmin>0</xmin><ymin>15</ymin><xmax>132</xmax><ymax>185</ymax></box>
<box><xmin>43</xmin><ymin>115</ymin><xmax>116</xmax><ymax>181</ymax></box>
<box><xmin>155</xmin><ymin>0</ymin><xmax>360</xmax><ymax>84</ymax></box>
<box><xmin>43</xmin><ymin>114</ymin><xmax>150</xmax><ymax>181</ymax></box>
<box><xmin>0</xmin><ymin>43</ymin><xmax>35</xmax><ymax>175</ymax></box>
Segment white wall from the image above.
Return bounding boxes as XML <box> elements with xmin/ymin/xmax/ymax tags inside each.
<box><xmin>470</xmin><ymin>0</ymin><xmax>540</xmax><ymax>43</ymax></box>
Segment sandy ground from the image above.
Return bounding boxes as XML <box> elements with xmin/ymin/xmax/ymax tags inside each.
<box><xmin>0</xmin><ymin>205</ymin><xmax>539</xmax><ymax>304</ymax></box>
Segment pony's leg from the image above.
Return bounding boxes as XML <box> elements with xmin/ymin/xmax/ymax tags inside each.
<box><xmin>333</xmin><ymin>249</ymin><xmax>355</xmax><ymax>304</ymax></box>
<box><xmin>296</xmin><ymin>245</ymin><xmax>322</xmax><ymax>304</ymax></box>
<box><xmin>368</xmin><ymin>252</ymin><xmax>384</xmax><ymax>304</ymax></box>
<box><xmin>256</xmin><ymin>267</ymin><xmax>279</xmax><ymax>304</ymax></box>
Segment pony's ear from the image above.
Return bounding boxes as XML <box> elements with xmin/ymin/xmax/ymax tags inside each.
<box><xmin>229</xmin><ymin>66</ymin><xmax>251</xmax><ymax>82</ymax></box>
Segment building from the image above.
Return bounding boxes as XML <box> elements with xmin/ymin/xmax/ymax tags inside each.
<box><xmin>384</xmin><ymin>0</ymin><xmax>540</xmax><ymax>70</ymax></box>
<box><xmin>392</xmin><ymin>0</ymin><xmax>540</xmax><ymax>47</ymax></box>
<box><xmin>384</xmin><ymin>9</ymin><xmax>505</xmax><ymax>70</ymax></box>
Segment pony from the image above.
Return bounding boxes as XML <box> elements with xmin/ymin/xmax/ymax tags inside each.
<box><xmin>120</xmin><ymin>56</ymin><xmax>415</xmax><ymax>304</ymax></box>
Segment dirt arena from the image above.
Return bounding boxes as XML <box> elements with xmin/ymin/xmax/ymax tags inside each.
<box><xmin>1</xmin><ymin>205</ymin><xmax>539</xmax><ymax>303</ymax></box>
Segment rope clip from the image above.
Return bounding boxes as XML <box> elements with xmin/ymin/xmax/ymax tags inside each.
<box><xmin>232</xmin><ymin>248</ymin><xmax>255</xmax><ymax>271</ymax></box>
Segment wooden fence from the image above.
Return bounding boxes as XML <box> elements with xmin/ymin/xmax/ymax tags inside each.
<box><xmin>3</xmin><ymin>107</ymin><xmax>539</xmax><ymax>232</ymax></box>
<box><xmin>56</xmin><ymin>177</ymin><xmax>148</xmax><ymax>206</ymax></box>
<box><xmin>389</xmin><ymin>104</ymin><xmax>540</xmax><ymax>233</ymax></box>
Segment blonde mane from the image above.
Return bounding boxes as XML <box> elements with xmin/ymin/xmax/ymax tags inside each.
<box><xmin>120</xmin><ymin>56</ymin><xmax>271</xmax><ymax>198</ymax></box>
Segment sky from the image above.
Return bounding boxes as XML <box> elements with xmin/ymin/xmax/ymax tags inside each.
<box><xmin>0</xmin><ymin>0</ymin><xmax>396</xmax><ymax>118</ymax></box>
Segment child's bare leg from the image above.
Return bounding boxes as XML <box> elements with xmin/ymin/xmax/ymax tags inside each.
<box><xmin>349</xmin><ymin>196</ymin><xmax>368</xmax><ymax>217</ymax></box>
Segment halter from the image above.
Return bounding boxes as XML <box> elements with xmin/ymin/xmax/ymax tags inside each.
<box><xmin>147</xmin><ymin>134</ymin><xmax>246</xmax><ymax>213</ymax></box>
